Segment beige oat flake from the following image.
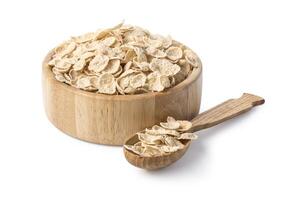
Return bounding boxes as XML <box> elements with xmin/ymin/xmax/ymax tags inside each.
<box><xmin>102</xmin><ymin>59</ymin><xmax>121</xmax><ymax>74</ymax></box>
<box><xmin>184</xmin><ymin>49</ymin><xmax>199</xmax><ymax>68</ymax></box>
<box><xmin>130</xmin><ymin>73</ymin><xmax>146</xmax><ymax>88</ymax></box>
<box><xmin>166</xmin><ymin>46</ymin><xmax>183</xmax><ymax>61</ymax></box>
<box><xmin>150</xmin><ymin>58</ymin><xmax>181</xmax><ymax>76</ymax></box>
<box><xmin>160</xmin><ymin>116</ymin><xmax>180</xmax><ymax>130</ymax></box>
<box><xmin>98</xmin><ymin>73</ymin><xmax>116</xmax><ymax>94</ymax></box>
<box><xmin>88</xmin><ymin>54</ymin><xmax>109</xmax><ymax>73</ymax></box>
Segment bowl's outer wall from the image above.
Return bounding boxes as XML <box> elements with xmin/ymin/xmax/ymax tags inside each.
<box><xmin>42</xmin><ymin>52</ymin><xmax>202</xmax><ymax>145</ymax></box>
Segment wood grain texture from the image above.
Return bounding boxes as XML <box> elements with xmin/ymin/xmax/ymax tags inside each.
<box><xmin>42</xmin><ymin>50</ymin><xmax>203</xmax><ymax>145</ymax></box>
<box><xmin>190</xmin><ymin>93</ymin><xmax>265</xmax><ymax>132</ymax></box>
<box><xmin>124</xmin><ymin>93</ymin><xmax>264</xmax><ymax>170</ymax></box>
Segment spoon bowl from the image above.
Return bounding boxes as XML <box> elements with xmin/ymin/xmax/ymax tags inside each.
<box><xmin>124</xmin><ymin>134</ymin><xmax>191</xmax><ymax>170</ymax></box>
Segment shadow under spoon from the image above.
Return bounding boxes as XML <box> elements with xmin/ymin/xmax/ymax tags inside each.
<box><xmin>123</xmin><ymin>93</ymin><xmax>265</xmax><ymax>170</ymax></box>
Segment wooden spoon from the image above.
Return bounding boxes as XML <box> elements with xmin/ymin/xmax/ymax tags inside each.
<box><xmin>123</xmin><ymin>93</ymin><xmax>265</xmax><ymax>170</ymax></box>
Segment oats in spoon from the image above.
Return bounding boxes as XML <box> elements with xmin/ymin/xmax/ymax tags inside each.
<box><xmin>124</xmin><ymin>116</ymin><xmax>198</xmax><ymax>157</ymax></box>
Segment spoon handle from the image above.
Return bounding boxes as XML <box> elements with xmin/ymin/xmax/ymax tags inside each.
<box><xmin>190</xmin><ymin>93</ymin><xmax>265</xmax><ymax>132</ymax></box>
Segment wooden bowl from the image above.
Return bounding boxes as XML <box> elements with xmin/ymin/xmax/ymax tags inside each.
<box><xmin>42</xmin><ymin>51</ymin><xmax>202</xmax><ymax>145</ymax></box>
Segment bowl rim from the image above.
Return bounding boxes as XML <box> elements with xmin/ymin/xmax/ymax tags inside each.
<box><xmin>42</xmin><ymin>49</ymin><xmax>202</xmax><ymax>101</ymax></box>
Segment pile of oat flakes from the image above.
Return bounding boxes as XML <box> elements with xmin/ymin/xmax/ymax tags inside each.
<box><xmin>124</xmin><ymin>117</ymin><xmax>198</xmax><ymax>157</ymax></box>
<box><xmin>48</xmin><ymin>23</ymin><xmax>199</xmax><ymax>95</ymax></box>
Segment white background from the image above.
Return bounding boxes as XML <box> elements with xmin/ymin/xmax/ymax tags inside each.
<box><xmin>0</xmin><ymin>0</ymin><xmax>285</xmax><ymax>199</ymax></box>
